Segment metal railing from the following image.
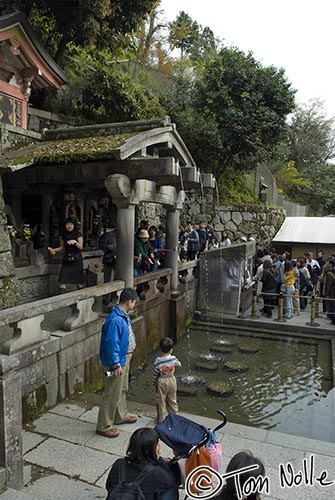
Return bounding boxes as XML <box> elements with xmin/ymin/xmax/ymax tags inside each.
<box><xmin>249</xmin><ymin>288</ymin><xmax>335</xmax><ymax>328</ymax></box>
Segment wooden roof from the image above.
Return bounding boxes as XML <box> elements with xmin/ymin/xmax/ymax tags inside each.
<box><xmin>0</xmin><ymin>11</ymin><xmax>67</xmax><ymax>90</ymax></box>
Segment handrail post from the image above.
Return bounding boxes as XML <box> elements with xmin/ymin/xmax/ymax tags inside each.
<box><xmin>306</xmin><ymin>294</ymin><xmax>320</xmax><ymax>327</ymax></box>
<box><xmin>274</xmin><ymin>292</ymin><xmax>286</xmax><ymax>322</ymax></box>
<box><xmin>315</xmin><ymin>295</ymin><xmax>320</xmax><ymax>318</ymax></box>
<box><xmin>250</xmin><ymin>288</ymin><xmax>259</xmax><ymax>318</ymax></box>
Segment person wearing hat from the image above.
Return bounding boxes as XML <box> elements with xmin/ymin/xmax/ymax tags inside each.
<box><xmin>134</xmin><ymin>229</ymin><xmax>154</xmax><ymax>276</ymax></box>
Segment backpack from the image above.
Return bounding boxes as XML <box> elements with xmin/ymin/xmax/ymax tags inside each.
<box><xmin>106</xmin><ymin>459</ymin><xmax>154</xmax><ymax>500</ymax></box>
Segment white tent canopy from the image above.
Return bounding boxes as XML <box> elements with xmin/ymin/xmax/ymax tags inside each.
<box><xmin>273</xmin><ymin>217</ymin><xmax>335</xmax><ymax>244</ymax></box>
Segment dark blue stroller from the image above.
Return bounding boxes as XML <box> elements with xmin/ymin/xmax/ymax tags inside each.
<box><xmin>155</xmin><ymin>411</ymin><xmax>227</xmax><ymax>498</ymax></box>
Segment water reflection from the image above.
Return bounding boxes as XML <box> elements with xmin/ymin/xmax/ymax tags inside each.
<box><xmin>128</xmin><ymin>328</ymin><xmax>334</xmax><ymax>442</ymax></box>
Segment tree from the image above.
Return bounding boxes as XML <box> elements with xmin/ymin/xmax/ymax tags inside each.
<box><xmin>288</xmin><ymin>99</ymin><xmax>335</xmax><ymax>170</ymax></box>
<box><xmin>277</xmin><ymin>100</ymin><xmax>335</xmax><ymax>214</ymax></box>
<box><xmin>168</xmin><ymin>11</ymin><xmax>199</xmax><ymax>59</ymax></box>
<box><xmin>1</xmin><ymin>0</ymin><xmax>157</xmax><ymax>65</ymax></box>
<box><xmin>164</xmin><ymin>47</ymin><xmax>296</xmax><ymax>176</ymax></box>
<box><xmin>275</xmin><ymin>161</ymin><xmax>310</xmax><ymax>198</ymax></box>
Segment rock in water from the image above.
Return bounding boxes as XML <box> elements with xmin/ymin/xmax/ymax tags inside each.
<box><xmin>198</xmin><ymin>353</ymin><xmax>221</xmax><ymax>362</ymax></box>
<box><xmin>224</xmin><ymin>361</ymin><xmax>249</xmax><ymax>373</ymax></box>
<box><xmin>209</xmin><ymin>343</ymin><xmax>234</xmax><ymax>354</ymax></box>
<box><xmin>177</xmin><ymin>374</ymin><xmax>206</xmax><ymax>386</ymax></box>
<box><xmin>177</xmin><ymin>386</ymin><xmax>199</xmax><ymax>397</ymax></box>
<box><xmin>195</xmin><ymin>361</ymin><xmax>218</xmax><ymax>371</ymax></box>
<box><xmin>207</xmin><ymin>381</ymin><xmax>234</xmax><ymax>397</ymax></box>
<box><xmin>237</xmin><ymin>343</ymin><xmax>259</xmax><ymax>354</ymax></box>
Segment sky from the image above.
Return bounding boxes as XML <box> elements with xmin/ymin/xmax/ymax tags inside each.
<box><xmin>159</xmin><ymin>0</ymin><xmax>335</xmax><ymax>118</ymax></box>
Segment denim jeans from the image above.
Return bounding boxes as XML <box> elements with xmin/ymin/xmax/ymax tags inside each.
<box><xmin>284</xmin><ymin>285</ymin><xmax>295</xmax><ymax>317</ymax></box>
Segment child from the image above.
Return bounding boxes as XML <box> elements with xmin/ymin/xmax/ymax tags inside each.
<box><xmin>152</xmin><ymin>337</ymin><xmax>182</xmax><ymax>423</ymax></box>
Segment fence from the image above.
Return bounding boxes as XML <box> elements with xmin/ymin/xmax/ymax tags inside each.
<box><xmin>249</xmin><ymin>288</ymin><xmax>335</xmax><ymax>328</ymax></box>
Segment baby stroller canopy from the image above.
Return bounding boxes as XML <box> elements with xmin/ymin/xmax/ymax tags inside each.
<box><xmin>155</xmin><ymin>413</ymin><xmax>208</xmax><ymax>455</ymax></box>
<box><xmin>155</xmin><ymin>410</ymin><xmax>227</xmax><ymax>456</ymax></box>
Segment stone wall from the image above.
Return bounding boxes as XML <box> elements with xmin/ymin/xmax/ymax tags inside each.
<box><xmin>141</xmin><ymin>190</ymin><xmax>285</xmax><ymax>246</ymax></box>
<box><xmin>180</xmin><ymin>191</ymin><xmax>285</xmax><ymax>245</ymax></box>
<box><xmin>0</xmin><ymin>123</ymin><xmax>41</xmax><ymax>155</ymax></box>
<box><xmin>0</xmin><ymin>176</ymin><xmax>18</xmax><ymax>308</ymax></box>
<box><xmin>27</xmin><ymin>107</ymin><xmax>78</xmax><ymax>133</ymax></box>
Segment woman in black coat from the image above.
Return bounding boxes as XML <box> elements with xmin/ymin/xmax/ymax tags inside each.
<box><xmin>48</xmin><ymin>218</ymin><xmax>85</xmax><ymax>292</ymax></box>
<box><xmin>260</xmin><ymin>260</ymin><xmax>277</xmax><ymax>317</ymax></box>
<box><xmin>106</xmin><ymin>427</ymin><xmax>179</xmax><ymax>500</ymax></box>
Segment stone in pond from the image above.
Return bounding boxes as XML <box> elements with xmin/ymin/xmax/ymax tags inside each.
<box><xmin>198</xmin><ymin>353</ymin><xmax>221</xmax><ymax>362</ymax></box>
<box><xmin>209</xmin><ymin>343</ymin><xmax>233</xmax><ymax>354</ymax></box>
<box><xmin>237</xmin><ymin>343</ymin><xmax>259</xmax><ymax>354</ymax></box>
<box><xmin>224</xmin><ymin>361</ymin><xmax>249</xmax><ymax>373</ymax></box>
<box><xmin>177</xmin><ymin>374</ymin><xmax>206</xmax><ymax>386</ymax></box>
<box><xmin>177</xmin><ymin>386</ymin><xmax>198</xmax><ymax>397</ymax></box>
<box><xmin>207</xmin><ymin>381</ymin><xmax>234</xmax><ymax>397</ymax></box>
<box><xmin>213</xmin><ymin>339</ymin><xmax>235</xmax><ymax>347</ymax></box>
<box><xmin>195</xmin><ymin>361</ymin><xmax>218</xmax><ymax>371</ymax></box>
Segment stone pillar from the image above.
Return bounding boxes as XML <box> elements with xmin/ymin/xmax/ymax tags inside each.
<box><xmin>105</xmin><ymin>174</ymin><xmax>137</xmax><ymax>289</ymax></box>
<box><xmin>0</xmin><ymin>355</ymin><xmax>23</xmax><ymax>489</ymax></box>
<box><xmin>115</xmin><ymin>206</ymin><xmax>135</xmax><ymax>287</ymax></box>
<box><xmin>165</xmin><ymin>208</ymin><xmax>180</xmax><ymax>294</ymax></box>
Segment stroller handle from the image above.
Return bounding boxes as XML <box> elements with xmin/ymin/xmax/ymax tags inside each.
<box><xmin>213</xmin><ymin>410</ymin><xmax>227</xmax><ymax>432</ymax></box>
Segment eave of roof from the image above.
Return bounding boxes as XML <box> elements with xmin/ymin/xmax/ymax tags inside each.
<box><xmin>0</xmin><ymin>118</ymin><xmax>197</xmax><ymax>173</ymax></box>
<box><xmin>0</xmin><ymin>133</ymin><xmax>135</xmax><ymax>172</ymax></box>
<box><xmin>0</xmin><ymin>11</ymin><xmax>68</xmax><ymax>85</ymax></box>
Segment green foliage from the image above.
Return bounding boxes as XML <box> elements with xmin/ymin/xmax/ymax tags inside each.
<box><xmin>288</xmin><ymin>99</ymin><xmax>335</xmax><ymax>170</ymax></box>
<box><xmin>53</xmin><ymin>46</ymin><xmax>165</xmax><ymax>122</ymax></box>
<box><xmin>1</xmin><ymin>0</ymin><xmax>157</xmax><ymax>64</ymax></box>
<box><xmin>279</xmin><ymin>100</ymin><xmax>335</xmax><ymax>214</ymax></box>
<box><xmin>218</xmin><ymin>167</ymin><xmax>259</xmax><ymax>205</ymax></box>
<box><xmin>164</xmin><ymin>47</ymin><xmax>295</xmax><ymax>176</ymax></box>
<box><xmin>275</xmin><ymin>161</ymin><xmax>310</xmax><ymax>197</ymax></box>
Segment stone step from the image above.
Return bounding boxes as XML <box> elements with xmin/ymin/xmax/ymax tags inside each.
<box><xmin>0</xmin><ymin>489</ymin><xmax>38</xmax><ymax>500</ymax></box>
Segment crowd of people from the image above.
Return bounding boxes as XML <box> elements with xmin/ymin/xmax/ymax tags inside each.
<box><xmin>49</xmin><ymin>217</ymin><xmax>254</xmax><ymax>295</ymax></box>
<box><xmin>252</xmin><ymin>246</ymin><xmax>335</xmax><ymax>322</ymax></box>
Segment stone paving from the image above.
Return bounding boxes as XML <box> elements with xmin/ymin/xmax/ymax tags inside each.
<box><xmin>1</xmin><ymin>396</ymin><xmax>335</xmax><ymax>500</ymax></box>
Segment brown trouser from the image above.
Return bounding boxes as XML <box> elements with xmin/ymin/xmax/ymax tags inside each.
<box><xmin>96</xmin><ymin>353</ymin><xmax>132</xmax><ymax>431</ymax></box>
<box><xmin>156</xmin><ymin>376</ymin><xmax>178</xmax><ymax>423</ymax></box>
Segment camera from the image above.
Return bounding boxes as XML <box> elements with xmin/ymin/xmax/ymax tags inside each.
<box><xmin>105</xmin><ymin>370</ymin><xmax>116</xmax><ymax>377</ymax></box>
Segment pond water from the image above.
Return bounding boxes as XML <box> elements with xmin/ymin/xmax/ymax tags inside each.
<box><xmin>128</xmin><ymin>328</ymin><xmax>335</xmax><ymax>443</ymax></box>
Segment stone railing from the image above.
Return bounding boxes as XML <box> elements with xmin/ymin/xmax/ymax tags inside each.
<box><xmin>0</xmin><ymin>265</ymin><xmax>200</xmax><ymax>489</ymax></box>
<box><xmin>0</xmin><ymin>280</ymin><xmax>125</xmax><ymax>355</ymax></box>
<box><xmin>178</xmin><ymin>260</ymin><xmax>198</xmax><ymax>283</ymax></box>
<box><xmin>134</xmin><ymin>268</ymin><xmax>172</xmax><ymax>300</ymax></box>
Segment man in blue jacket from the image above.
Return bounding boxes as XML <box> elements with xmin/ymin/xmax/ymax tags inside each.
<box><xmin>96</xmin><ymin>288</ymin><xmax>138</xmax><ymax>438</ymax></box>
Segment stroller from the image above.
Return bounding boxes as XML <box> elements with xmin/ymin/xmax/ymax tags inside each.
<box><xmin>155</xmin><ymin>410</ymin><xmax>227</xmax><ymax>498</ymax></box>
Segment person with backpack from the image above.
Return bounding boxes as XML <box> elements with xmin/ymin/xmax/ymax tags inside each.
<box><xmin>297</xmin><ymin>257</ymin><xmax>312</xmax><ymax>310</ymax></box>
<box><xmin>105</xmin><ymin>427</ymin><xmax>179</xmax><ymax>500</ymax></box>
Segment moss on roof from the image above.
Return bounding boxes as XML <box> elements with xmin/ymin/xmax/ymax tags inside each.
<box><xmin>0</xmin><ymin>133</ymin><xmax>136</xmax><ymax>170</ymax></box>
